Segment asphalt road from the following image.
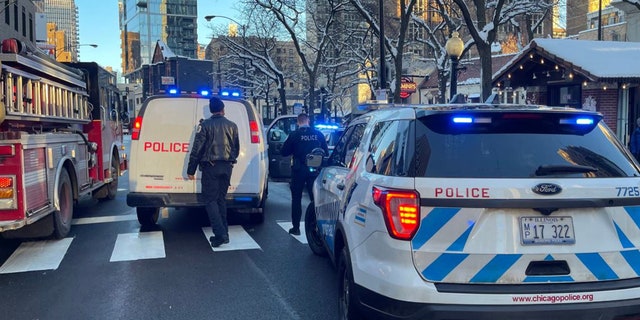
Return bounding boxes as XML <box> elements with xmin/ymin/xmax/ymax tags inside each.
<box><xmin>0</xmin><ymin>146</ymin><xmax>339</xmax><ymax>320</ymax></box>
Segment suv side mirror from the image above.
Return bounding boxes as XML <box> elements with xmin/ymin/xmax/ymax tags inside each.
<box><xmin>270</xmin><ymin>131</ymin><xmax>282</xmax><ymax>142</ymax></box>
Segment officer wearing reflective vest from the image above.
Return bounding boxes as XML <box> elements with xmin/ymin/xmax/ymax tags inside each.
<box><xmin>281</xmin><ymin>113</ymin><xmax>328</xmax><ymax>235</ymax></box>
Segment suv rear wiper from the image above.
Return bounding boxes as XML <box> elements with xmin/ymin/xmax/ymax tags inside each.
<box><xmin>535</xmin><ymin>164</ymin><xmax>599</xmax><ymax>176</ymax></box>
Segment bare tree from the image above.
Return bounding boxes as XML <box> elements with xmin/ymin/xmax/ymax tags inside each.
<box><xmin>249</xmin><ymin>0</ymin><xmax>349</xmax><ymax>122</ymax></box>
<box><xmin>450</xmin><ymin>0</ymin><xmax>554</xmax><ymax>100</ymax></box>
<box><xmin>349</xmin><ymin>0</ymin><xmax>421</xmax><ymax>103</ymax></box>
<box><xmin>412</xmin><ymin>0</ymin><xmax>465</xmax><ymax>103</ymax></box>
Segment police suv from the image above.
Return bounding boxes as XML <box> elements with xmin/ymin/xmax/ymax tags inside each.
<box><xmin>305</xmin><ymin>102</ymin><xmax>640</xmax><ymax>320</ymax></box>
<box><xmin>127</xmin><ymin>90</ymin><xmax>268</xmax><ymax>225</ymax></box>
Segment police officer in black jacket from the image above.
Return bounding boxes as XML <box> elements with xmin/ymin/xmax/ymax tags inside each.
<box><xmin>281</xmin><ymin>113</ymin><xmax>328</xmax><ymax>235</ymax></box>
<box><xmin>187</xmin><ymin>97</ymin><xmax>240</xmax><ymax>247</ymax></box>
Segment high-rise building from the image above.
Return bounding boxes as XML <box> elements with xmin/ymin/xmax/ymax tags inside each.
<box><xmin>0</xmin><ymin>0</ymin><xmax>38</xmax><ymax>47</ymax></box>
<box><xmin>566</xmin><ymin>0</ymin><xmax>612</xmax><ymax>37</ymax></box>
<box><xmin>33</xmin><ymin>0</ymin><xmax>79</xmax><ymax>62</ymax></box>
<box><xmin>119</xmin><ymin>0</ymin><xmax>198</xmax><ymax>75</ymax></box>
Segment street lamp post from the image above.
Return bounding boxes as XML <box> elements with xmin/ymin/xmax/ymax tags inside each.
<box><xmin>205</xmin><ymin>15</ymin><xmax>248</xmax><ymax>97</ymax></box>
<box><xmin>378</xmin><ymin>0</ymin><xmax>386</xmax><ymax>94</ymax></box>
<box><xmin>56</xmin><ymin>43</ymin><xmax>98</xmax><ymax>62</ymax></box>
<box><xmin>445</xmin><ymin>31</ymin><xmax>464</xmax><ymax>101</ymax></box>
<box><xmin>317</xmin><ymin>74</ymin><xmax>328</xmax><ymax>122</ymax></box>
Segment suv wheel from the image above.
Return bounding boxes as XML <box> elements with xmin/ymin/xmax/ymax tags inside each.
<box><xmin>305</xmin><ymin>203</ymin><xmax>327</xmax><ymax>257</ymax></box>
<box><xmin>338</xmin><ymin>247</ymin><xmax>363</xmax><ymax>320</ymax></box>
<box><xmin>137</xmin><ymin>207</ymin><xmax>159</xmax><ymax>226</ymax></box>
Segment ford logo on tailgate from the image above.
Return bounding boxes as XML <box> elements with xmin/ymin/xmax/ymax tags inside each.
<box><xmin>532</xmin><ymin>183</ymin><xmax>562</xmax><ymax>195</ymax></box>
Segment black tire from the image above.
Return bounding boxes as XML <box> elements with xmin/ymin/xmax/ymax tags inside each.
<box><xmin>105</xmin><ymin>154</ymin><xmax>119</xmax><ymax>200</ymax></box>
<box><xmin>305</xmin><ymin>202</ymin><xmax>327</xmax><ymax>257</ymax></box>
<box><xmin>137</xmin><ymin>207</ymin><xmax>159</xmax><ymax>226</ymax></box>
<box><xmin>249</xmin><ymin>209</ymin><xmax>265</xmax><ymax>224</ymax></box>
<box><xmin>338</xmin><ymin>247</ymin><xmax>363</xmax><ymax>320</ymax></box>
<box><xmin>52</xmin><ymin>169</ymin><xmax>73</xmax><ymax>239</ymax></box>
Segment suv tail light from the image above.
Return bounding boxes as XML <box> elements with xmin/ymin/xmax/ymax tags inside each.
<box><xmin>131</xmin><ymin>116</ymin><xmax>143</xmax><ymax>140</ymax></box>
<box><xmin>249</xmin><ymin>120</ymin><xmax>260</xmax><ymax>144</ymax></box>
<box><xmin>372</xmin><ymin>186</ymin><xmax>420</xmax><ymax>240</ymax></box>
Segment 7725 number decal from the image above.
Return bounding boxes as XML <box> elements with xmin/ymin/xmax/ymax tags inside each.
<box><xmin>616</xmin><ymin>187</ymin><xmax>640</xmax><ymax>197</ymax></box>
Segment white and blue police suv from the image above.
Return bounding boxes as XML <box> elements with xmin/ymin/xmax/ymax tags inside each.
<box><xmin>305</xmin><ymin>102</ymin><xmax>640</xmax><ymax>320</ymax></box>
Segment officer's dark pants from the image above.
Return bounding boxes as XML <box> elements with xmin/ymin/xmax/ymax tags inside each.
<box><xmin>201</xmin><ymin>161</ymin><xmax>232</xmax><ymax>240</ymax></box>
<box><xmin>290</xmin><ymin>168</ymin><xmax>317</xmax><ymax>229</ymax></box>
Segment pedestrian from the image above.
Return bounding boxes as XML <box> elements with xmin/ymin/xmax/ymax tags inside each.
<box><xmin>630</xmin><ymin>117</ymin><xmax>640</xmax><ymax>162</ymax></box>
<box><xmin>281</xmin><ymin>113</ymin><xmax>329</xmax><ymax>235</ymax></box>
<box><xmin>187</xmin><ymin>97</ymin><xmax>240</xmax><ymax>247</ymax></box>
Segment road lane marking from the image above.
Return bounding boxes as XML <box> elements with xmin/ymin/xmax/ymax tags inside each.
<box><xmin>110</xmin><ymin>231</ymin><xmax>165</xmax><ymax>262</ymax></box>
<box><xmin>202</xmin><ymin>225</ymin><xmax>261</xmax><ymax>252</ymax></box>
<box><xmin>0</xmin><ymin>238</ymin><xmax>73</xmax><ymax>274</ymax></box>
<box><xmin>72</xmin><ymin>213</ymin><xmax>138</xmax><ymax>225</ymax></box>
<box><xmin>277</xmin><ymin>221</ymin><xmax>307</xmax><ymax>244</ymax></box>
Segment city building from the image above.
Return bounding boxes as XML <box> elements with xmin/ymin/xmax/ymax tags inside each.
<box><xmin>32</xmin><ymin>0</ymin><xmax>80</xmax><ymax>62</ymax></box>
<box><xmin>125</xmin><ymin>40</ymin><xmax>213</xmax><ymax>101</ymax></box>
<box><xmin>419</xmin><ymin>54</ymin><xmax>516</xmax><ymax>104</ymax></box>
<box><xmin>493</xmin><ymin>38</ymin><xmax>640</xmax><ymax>144</ymax></box>
<box><xmin>205</xmin><ymin>34</ymin><xmax>306</xmax><ymax>123</ymax></box>
<box><xmin>119</xmin><ymin>0</ymin><xmax>198</xmax><ymax>75</ymax></box>
<box><xmin>0</xmin><ymin>0</ymin><xmax>38</xmax><ymax>48</ymax></box>
<box><xmin>612</xmin><ymin>0</ymin><xmax>640</xmax><ymax>41</ymax></box>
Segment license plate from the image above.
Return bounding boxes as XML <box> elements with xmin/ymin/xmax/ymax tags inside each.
<box><xmin>520</xmin><ymin>216</ymin><xmax>575</xmax><ymax>245</ymax></box>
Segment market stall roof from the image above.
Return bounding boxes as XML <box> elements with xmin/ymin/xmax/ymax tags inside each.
<box><xmin>493</xmin><ymin>38</ymin><xmax>640</xmax><ymax>87</ymax></box>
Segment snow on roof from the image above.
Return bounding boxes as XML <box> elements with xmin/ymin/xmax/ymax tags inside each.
<box><xmin>156</xmin><ymin>40</ymin><xmax>177</xmax><ymax>58</ymax></box>
<box><xmin>529</xmin><ymin>38</ymin><xmax>640</xmax><ymax>79</ymax></box>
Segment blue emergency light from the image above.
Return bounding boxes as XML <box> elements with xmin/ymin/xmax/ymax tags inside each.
<box><xmin>559</xmin><ymin>117</ymin><xmax>595</xmax><ymax>125</ymax></box>
<box><xmin>200</xmin><ymin>90</ymin><xmax>210</xmax><ymax>96</ymax></box>
<box><xmin>220</xmin><ymin>88</ymin><xmax>242</xmax><ymax>98</ymax></box>
<box><xmin>315</xmin><ymin>124</ymin><xmax>340</xmax><ymax>130</ymax></box>
<box><xmin>451</xmin><ymin>116</ymin><xmax>492</xmax><ymax>124</ymax></box>
<box><xmin>452</xmin><ymin>117</ymin><xmax>473</xmax><ymax>123</ymax></box>
<box><xmin>168</xmin><ymin>88</ymin><xmax>178</xmax><ymax>94</ymax></box>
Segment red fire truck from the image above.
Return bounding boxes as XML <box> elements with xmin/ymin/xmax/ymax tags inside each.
<box><xmin>0</xmin><ymin>38</ymin><xmax>128</xmax><ymax>239</ymax></box>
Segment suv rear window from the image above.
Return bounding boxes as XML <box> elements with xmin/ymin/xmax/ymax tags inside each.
<box><xmin>414</xmin><ymin>112</ymin><xmax>639</xmax><ymax>178</ymax></box>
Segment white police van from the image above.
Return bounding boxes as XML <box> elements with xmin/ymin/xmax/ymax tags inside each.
<box><xmin>127</xmin><ymin>90</ymin><xmax>268</xmax><ymax>225</ymax></box>
<box><xmin>305</xmin><ymin>102</ymin><xmax>640</xmax><ymax>320</ymax></box>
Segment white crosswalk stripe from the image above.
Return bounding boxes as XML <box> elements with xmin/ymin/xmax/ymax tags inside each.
<box><xmin>277</xmin><ymin>221</ymin><xmax>308</xmax><ymax>244</ymax></box>
<box><xmin>0</xmin><ymin>219</ymin><xmax>309</xmax><ymax>273</ymax></box>
<box><xmin>202</xmin><ymin>225</ymin><xmax>262</xmax><ymax>252</ymax></box>
<box><xmin>0</xmin><ymin>238</ymin><xmax>73</xmax><ymax>274</ymax></box>
<box><xmin>110</xmin><ymin>231</ymin><xmax>165</xmax><ymax>262</ymax></box>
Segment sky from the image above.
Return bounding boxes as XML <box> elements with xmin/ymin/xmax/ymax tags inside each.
<box><xmin>75</xmin><ymin>0</ymin><xmax>241</xmax><ymax>75</ymax></box>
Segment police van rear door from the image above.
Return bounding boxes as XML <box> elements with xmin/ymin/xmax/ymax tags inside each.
<box><xmin>129</xmin><ymin>96</ymin><xmax>200</xmax><ymax>194</ymax></box>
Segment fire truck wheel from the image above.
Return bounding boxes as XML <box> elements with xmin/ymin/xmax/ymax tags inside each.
<box><xmin>53</xmin><ymin>169</ymin><xmax>73</xmax><ymax>239</ymax></box>
<box><xmin>106</xmin><ymin>156</ymin><xmax>119</xmax><ymax>200</ymax></box>
<box><xmin>137</xmin><ymin>207</ymin><xmax>159</xmax><ymax>226</ymax></box>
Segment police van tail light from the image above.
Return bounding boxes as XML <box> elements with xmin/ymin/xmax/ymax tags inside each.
<box><xmin>372</xmin><ymin>186</ymin><xmax>420</xmax><ymax>240</ymax></box>
<box><xmin>131</xmin><ymin>116</ymin><xmax>143</xmax><ymax>140</ymax></box>
<box><xmin>249</xmin><ymin>120</ymin><xmax>260</xmax><ymax>144</ymax></box>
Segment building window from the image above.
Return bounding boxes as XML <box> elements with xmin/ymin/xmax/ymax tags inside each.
<box><xmin>549</xmin><ymin>84</ymin><xmax>581</xmax><ymax>108</ymax></box>
<box><xmin>4</xmin><ymin>0</ymin><xmax>9</xmax><ymax>24</ymax></box>
<box><xmin>21</xmin><ymin>6</ymin><xmax>25</xmax><ymax>36</ymax></box>
<box><xmin>13</xmin><ymin>2</ymin><xmax>18</xmax><ymax>31</ymax></box>
<box><xmin>28</xmin><ymin>13</ymin><xmax>33</xmax><ymax>41</ymax></box>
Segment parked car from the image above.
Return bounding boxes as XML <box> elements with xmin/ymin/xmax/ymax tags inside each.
<box><xmin>265</xmin><ymin>114</ymin><xmax>343</xmax><ymax>180</ymax></box>
<box><xmin>305</xmin><ymin>102</ymin><xmax>640</xmax><ymax>320</ymax></box>
<box><xmin>127</xmin><ymin>92</ymin><xmax>268</xmax><ymax>224</ymax></box>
